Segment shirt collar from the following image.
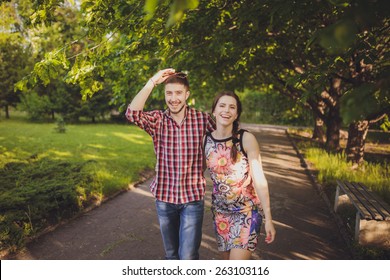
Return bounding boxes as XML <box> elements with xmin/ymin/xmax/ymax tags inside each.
<box><xmin>163</xmin><ymin>105</ymin><xmax>190</xmax><ymax>121</ymax></box>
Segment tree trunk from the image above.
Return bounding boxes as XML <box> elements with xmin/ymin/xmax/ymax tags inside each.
<box><xmin>312</xmin><ymin>116</ymin><xmax>326</xmax><ymax>143</ymax></box>
<box><xmin>325</xmin><ymin>105</ymin><xmax>342</xmax><ymax>151</ymax></box>
<box><xmin>312</xmin><ymin>101</ymin><xmax>326</xmax><ymax>143</ymax></box>
<box><xmin>5</xmin><ymin>105</ymin><xmax>10</xmax><ymax>119</ymax></box>
<box><xmin>325</xmin><ymin>77</ymin><xmax>342</xmax><ymax>152</ymax></box>
<box><xmin>346</xmin><ymin>121</ymin><xmax>369</xmax><ymax>165</ymax></box>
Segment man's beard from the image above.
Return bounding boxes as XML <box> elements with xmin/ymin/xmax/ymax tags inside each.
<box><xmin>169</xmin><ymin>103</ymin><xmax>186</xmax><ymax>115</ymax></box>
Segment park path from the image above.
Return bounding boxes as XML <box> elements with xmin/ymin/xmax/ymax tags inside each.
<box><xmin>8</xmin><ymin>124</ymin><xmax>351</xmax><ymax>260</ymax></box>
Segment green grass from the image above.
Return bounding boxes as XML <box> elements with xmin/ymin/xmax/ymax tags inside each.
<box><xmin>304</xmin><ymin>147</ymin><xmax>390</xmax><ymax>204</ymax></box>
<box><xmin>0</xmin><ymin>116</ymin><xmax>155</xmax><ymax>253</ymax></box>
<box><xmin>0</xmin><ymin>118</ymin><xmax>155</xmax><ymax>195</ymax></box>
<box><xmin>289</xmin><ymin>129</ymin><xmax>390</xmax><ymax>259</ymax></box>
<box><xmin>288</xmin><ymin>128</ymin><xmax>390</xmax><ymax>204</ymax></box>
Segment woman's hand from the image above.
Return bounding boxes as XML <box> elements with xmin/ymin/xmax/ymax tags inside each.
<box><xmin>264</xmin><ymin>219</ymin><xmax>276</xmax><ymax>244</ymax></box>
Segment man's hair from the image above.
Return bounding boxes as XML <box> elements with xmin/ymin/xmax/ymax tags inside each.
<box><xmin>164</xmin><ymin>73</ymin><xmax>190</xmax><ymax>91</ymax></box>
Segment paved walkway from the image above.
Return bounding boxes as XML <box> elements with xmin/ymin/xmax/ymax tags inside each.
<box><xmin>8</xmin><ymin>125</ymin><xmax>351</xmax><ymax>260</ymax></box>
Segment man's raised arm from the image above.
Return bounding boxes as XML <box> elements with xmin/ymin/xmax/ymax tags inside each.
<box><xmin>129</xmin><ymin>68</ymin><xmax>175</xmax><ymax>111</ymax></box>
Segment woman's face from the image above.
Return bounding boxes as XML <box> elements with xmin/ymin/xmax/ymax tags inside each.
<box><xmin>213</xmin><ymin>95</ymin><xmax>238</xmax><ymax>127</ymax></box>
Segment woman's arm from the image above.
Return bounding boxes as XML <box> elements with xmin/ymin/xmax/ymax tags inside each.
<box><xmin>243</xmin><ymin>132</ymin><xmax>276</xmax><ymax>244</ymax></box>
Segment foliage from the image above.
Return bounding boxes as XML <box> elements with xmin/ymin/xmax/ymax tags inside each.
<box><xmin>18</xmin><ymin>91</ymin><xmax>53</xmax><ymax>121</ymax></box>
<box><xmin>0</xmin><ymin>116</ymin><xmax>156</xmax><ymax>252</ymax></box>
<box><xmin>5</xmin><ymin>0</ymin><xmax>388</xmax><ymax>128</ymax></box>
<box><xmin>1</xmin><ymin>0</ymin><xmax>389</xmax><ymax>156</ymax></box>
<box><xmin>54</xmin><ymin>116</ymin><xmax>66</xmax><ymax>132</ymax></box>
<box><xmin>240</xmin><ymin>89</ymin><xmax>312</xmax><ymax>126</ymax></box>
<box><xmin>0</xmin><ymin>32</ymin><xmax>30</xmax><ymax>117</ymax></box>
<box><xmin>0</xmin><ymin>1</ymin><xmax>114</xmax><ymax>122</ymax></box>
<box><xmin>378</xmin><ymin>115</ymin><xmax>390</xmax><ymax>132</ymax></box>
<box><xmin>0</xmin><ymin>158</ymin><xmax>101</xmax><ymax>251</ymax></box>
<box><xmin>297</xmin><ymin>142</ymin><xmax>390</xmax><ymax>205</ymax></box>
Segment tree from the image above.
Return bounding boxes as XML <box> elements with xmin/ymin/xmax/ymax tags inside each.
<box><xmin>6</xmin><ymin>0</ymin><xmax>114</xmax><ymax>121</ymax></box>
<box><xmin>0</xmin><ymin>1</ymin><xmax>31</xmax><ymax>118</ymax></box>
<box><xmin>310</xmin><ymin>0</ymin><xmax>390</xmax><ymax>164</ymax></box>
<box><xmin>14</xmin><ymin>0</ymin><xmax>389</xmax><ymax>164</ymax></box>
<box><xmin>0</xmin><ymin>33</ymin><xmax>30</xmax><ymax>118</ymax></box>
<box><xmin>161</xmin><ymin>0</ymin><xmax>344</xmax><ymax>149</ymax></box>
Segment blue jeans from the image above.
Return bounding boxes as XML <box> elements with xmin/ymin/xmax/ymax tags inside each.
<box><xmin>155</xmin><ymin>199</ymin><xmax>204</xmax><ymax>260</ymax></box>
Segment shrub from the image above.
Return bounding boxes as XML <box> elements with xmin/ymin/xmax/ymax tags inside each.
<box><xmin>0</xmin><ymin>158</ymin><xmax>102</xmax><ymax>252</ymax></box>
<box><xmin>54</xmin><ymin>117</ymin><xmax>66</xmax><ymax>133</ymax></box>
<box><xmin>18</xmin><ymin>92</ymin><xmax>53</xmax><ymax>121</ymax></box>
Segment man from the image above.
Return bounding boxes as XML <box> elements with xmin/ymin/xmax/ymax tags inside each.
<box><xmin>126</xmin><ymin>68</ymin><xmax>215</xmax><ymax>259</ymax></box>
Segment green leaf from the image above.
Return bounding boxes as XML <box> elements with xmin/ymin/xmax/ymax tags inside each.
<box><xmin>167</xmin><ymin>0</ymin><xmax>199</xmax><ymax>27</ymax></box>
<box><xmin>317</xmin><ymin>19</ymin><xmax>358</xmax><ymax>54</ymax></box>
<box><xmin>144</xmin><ymin>0</ymin><xmax>159</xmax><ymax>21</ymax></box>
<box><xmin>327</xmin><ymin>0</ymin><xmax>350</xmax><ymax>7</ymax></box>
<box><xmin>340</xmin><ymin>84</ymin><xmax>380</xmax><ymax>124</ymax></box>
<box><xmin>14</xmin><ymin>77</ymin><xmax>29</xmax><ymax>93</ymax></box>
<box><xmin>186</xmin><ymin>0</ymin><xmax>199</xmax><ymax>9</ymax></box>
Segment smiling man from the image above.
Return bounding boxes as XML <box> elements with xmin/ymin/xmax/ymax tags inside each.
<box><xmin>125</xmin><ymin>68</ymin><xmax>215</xmax><ymax>260</ymax></box>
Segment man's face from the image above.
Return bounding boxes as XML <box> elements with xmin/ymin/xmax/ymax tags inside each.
<box><xmin>164</xmin><ymin>83</ymin><xmax>190</xmax><ymax>115</ymax></box>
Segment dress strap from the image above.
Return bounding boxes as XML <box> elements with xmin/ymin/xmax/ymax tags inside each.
<box><xmin>238</xmin><ymin>129</ymin><xmax>248</xmax><ymax>158</ymax></box>
<box><xmin>203</xmin><ymin>131</ymin><xmax>212</xmax><ymax>150</ymax></box>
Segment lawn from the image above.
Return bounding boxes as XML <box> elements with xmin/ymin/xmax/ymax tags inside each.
<box><xmin>0</xmin><ymin>116</ymin><xmax>155</xmax><ymax>253</ymax></box>
<box><xmin>0</xmin><ymin>117</ymin><xmax>155</xmax><ymax>195</ymax></box>
<box><xmin>288</xmin><ymin>128</ymin><xmax>390</xmax><ymax>203</ymax></box>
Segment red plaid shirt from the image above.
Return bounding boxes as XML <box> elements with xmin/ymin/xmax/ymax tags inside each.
<box><xmin>126</xmin><ymin>106</ymin><xmax>215</xmax><ymax>204</ymax></box>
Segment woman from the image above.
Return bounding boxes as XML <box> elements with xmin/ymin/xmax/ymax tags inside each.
<box><xmin>204</xmin><ymin>91</ymin><xmax>276</xmax><ymax>260</ymax></box>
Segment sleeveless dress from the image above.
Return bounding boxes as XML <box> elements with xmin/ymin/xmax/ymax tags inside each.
<box><xmin>204</xmin><ymin>129</ymin><xmax>263</xmax><ymax>252</ymax></box>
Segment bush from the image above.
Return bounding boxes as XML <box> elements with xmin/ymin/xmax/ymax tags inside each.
<box><xmin>18</xmin><ymin>92</ymin><xmax>53</xmax><ymax>121</ymax></box>
<box><xmin>0</xmin><ymin>158</ymin><xmax>102</xmax><ymax>252</ymax></box>
<box><xmin>54</xmin><ymin>117</ymin><xmax>66</xmax><ymax>133</ymax></box>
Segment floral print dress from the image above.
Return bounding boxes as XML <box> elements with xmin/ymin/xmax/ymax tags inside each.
<box><xmin>204</xmin><ymin>129</ymin><xmax>263</xmax><ymax>252</ymax></box>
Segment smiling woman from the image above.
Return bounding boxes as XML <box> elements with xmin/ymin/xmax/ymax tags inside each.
<box><xmin>204</xmin><ymin>90</ymin><xmax>276</xmax><ymax>260</ymax></box>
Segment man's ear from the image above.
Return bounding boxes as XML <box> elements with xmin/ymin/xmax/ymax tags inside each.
<box><xmin>186</xmin><ymin>91</ymin><xmax>190</xmax><ymax>100</ymax></box>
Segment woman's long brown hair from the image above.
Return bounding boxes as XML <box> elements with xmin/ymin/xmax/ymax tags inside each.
<box><xmin>211</xmin><ymin>91</ymin><xmax>242</xmax><ymax>163</ymax></box>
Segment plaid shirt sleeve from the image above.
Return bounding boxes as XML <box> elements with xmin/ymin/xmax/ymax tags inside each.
<box><xmin>206</xmin><ymin>113</ymin><xmax>216</xmax><ymax>132</ymax></box>
<box><xmin>125</xmin><ymin>105</ymin><xmax>162</xmax><ymax>137</ymax></box>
